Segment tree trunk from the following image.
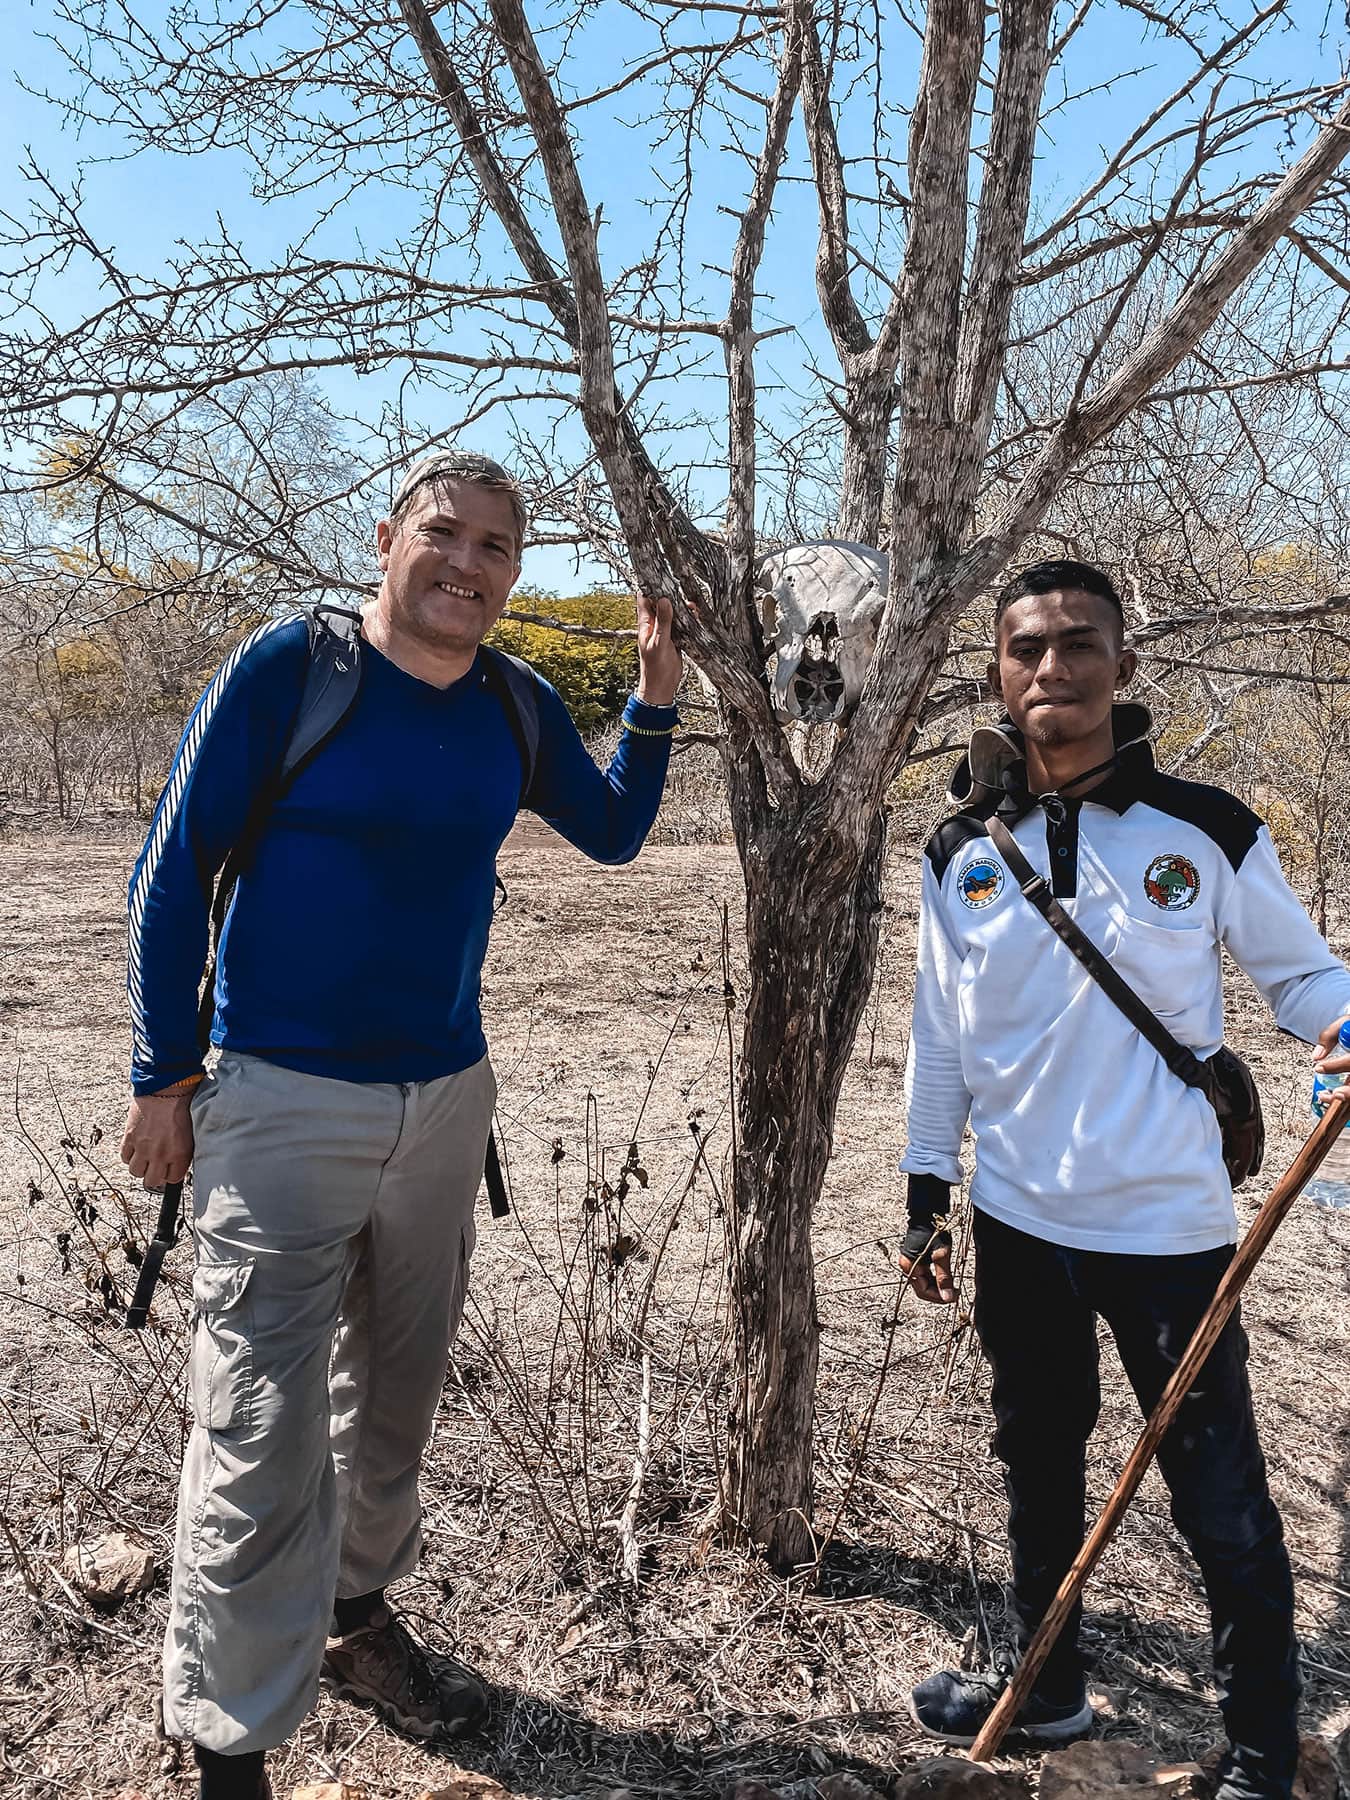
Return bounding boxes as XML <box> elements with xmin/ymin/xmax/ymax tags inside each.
<box><xmin>725</xmin><ymin>801</ymin><xmax>888</xmax><ymax>1568</ymax></box>
<box><xmin>836</xmin><ymin>361</ymin><xmax>897</xmax><ymax>545</ymax></box>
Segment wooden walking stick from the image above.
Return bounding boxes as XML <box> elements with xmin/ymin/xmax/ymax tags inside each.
<box><xmin>968</xmin><ymin>1088</ymin><xmax>1350</xmax><ymax>1764</ymax></box>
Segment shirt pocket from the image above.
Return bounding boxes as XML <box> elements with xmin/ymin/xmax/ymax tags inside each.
<box><xmin>189</xmin><ymin>1260</ymin><xmax>255</xmax><ymax>1434</ymax></box>
<box><xmin>1104</xmin><ymin>910</ymin><xmax>1218</xmax><ymax>1039</ymax></box>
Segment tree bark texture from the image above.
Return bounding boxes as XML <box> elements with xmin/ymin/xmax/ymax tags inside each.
<box><xmin>724</xmin><ymin>801</ymin><xmax>888</xmax><ymax>1568</ymax></box>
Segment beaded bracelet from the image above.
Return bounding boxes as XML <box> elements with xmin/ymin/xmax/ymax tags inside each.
<box><xmin>622</xmin><ymin>720</ymin><xmax>680</xmax><ymax>738</ymax></box>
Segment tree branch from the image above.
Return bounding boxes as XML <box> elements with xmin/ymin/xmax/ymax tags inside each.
<box><xmin>788</xmin><ymin>0</ymin><xmax>874</xmax><ymax>361</ymax></box>
<box><xmin>724</xmin><ymin>25</ymin><xmax>802</xmax><ymax>585</ymax></box>
<box><xmin>885</xmin><ymin>0</ymin><xmax>983</xmax><ymax>546</ymax></box>
<box><xmin>482</xmin><ymin>0</ymin><xmax>798</xmax><ymax>803</ymax></box>
<box><xmin>983</xmin><ymin>92</ymin><xmax>1350</xmax><ymax>584</ymax></box>
<box><xmin>953</xmin><ymin>0</ymin><xmax>1055</xmax><ymax>505</ymax></box>
<box><xmin>1287</xmin><ymin>225</ymin><xmax>1350</xmax><ymax>295</ymax></box>
<box><xmin>1023</xmin><ymin>0</ymin><xmax>1292</xmax><ymax>257</ymax></box>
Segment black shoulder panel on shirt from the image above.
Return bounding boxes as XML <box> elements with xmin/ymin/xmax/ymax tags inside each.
<box><xmin>1139</xmin><ymin>771</ymin><xmax>1262</xmax><ymax>871</ymax></box>
<box><xmin>926</xmin><ymin>806</ymin><xmax>997</xmax><ymax>883</ymax></box>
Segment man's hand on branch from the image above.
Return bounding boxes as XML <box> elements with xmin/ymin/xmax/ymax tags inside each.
<box><xmin>634</xmin><ymin>594</ymin><xmax>682</xmax><ymax>707</ymax></box>
<box><xmin>120</xmin><ymin>1092</ymin><xmax>196</xmax><ymax>1189</ymax></box>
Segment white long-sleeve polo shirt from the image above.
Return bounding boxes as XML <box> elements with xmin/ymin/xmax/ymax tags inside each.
<box><xmin>900</xmin><ymin>733</ymin><xmax>1350</xmax><ymax>1255</ymax></box>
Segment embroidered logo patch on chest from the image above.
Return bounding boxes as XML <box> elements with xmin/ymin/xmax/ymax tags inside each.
<box><xmin>1144</xmin><ymin>853</ymin><xmax>1200</xmax><ymax>911</ymax></box>
<box><xmin>958</xmin><ymin>857</ymin><xmax>1005</xmax><ymax>910</ymax></box>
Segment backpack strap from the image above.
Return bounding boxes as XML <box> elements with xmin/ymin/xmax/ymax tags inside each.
<box><xmin>280</xmin><ymin>604</ymin><xmax>364</xmax><ymax>783</ymax></box>
<box><xmin>985</xmin><ymin>813</ymin><xmax>1209</xmax><ymax>1092</ymax></box>
<box><xmin>483</xmin><ymin>1128</ymin><xmax>511</xmax><ymax>1219</ymax></box>
<box><xmin>196</xmin><ymin>606</ymin><xmax>364</xmax><ymax>1053</ymax></box>
<box><xmin>478</xmin><ymin>644</ymin><xmax>543</xmax><ymax>917</ymax></box>
<box><xmin>479</xmin><ymin>644</ymin><xmax>541</xmax><ymax>808</ymax></box>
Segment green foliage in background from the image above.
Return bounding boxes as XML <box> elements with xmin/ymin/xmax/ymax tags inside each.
<box><xmin>489</xmin><ymin>588</ymin><xmax>636</xmax><ymax>733</ymax></box>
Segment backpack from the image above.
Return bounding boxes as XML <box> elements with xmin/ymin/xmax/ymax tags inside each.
<box><xmin>201</xmin><ymin>603</ymin><xmax>540</xmax><ymax>1211</ymax></box>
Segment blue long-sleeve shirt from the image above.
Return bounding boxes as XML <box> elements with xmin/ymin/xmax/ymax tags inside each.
<box><xmin>128</xmin><ymin>613</ymin><xmax>677</xmax><ymax>1093</ymax></box>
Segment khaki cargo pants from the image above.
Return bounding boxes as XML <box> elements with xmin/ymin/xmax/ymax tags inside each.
<box><xmin>163</xmin><ymin>1050</ymin><xmax>496</xmax><ymax>1753</ymax></box>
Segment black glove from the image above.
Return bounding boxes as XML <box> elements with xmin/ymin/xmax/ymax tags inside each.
<box><xmin>900</xmin><ymin>1172</ymin><xmax>953</xmax><ymax>1266</ymax></box>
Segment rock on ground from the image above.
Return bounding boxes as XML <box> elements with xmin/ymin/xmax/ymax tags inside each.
<box><xmin>1293</xmin><ymin>1736</ymin><xmax>1344</xmax><ymax>1800</ymax></box>
<box><xmin>415</xmin><ymin>1776</ymin><xmax>512</xmax><ymax>1800</ymax></box>
<box><xmin>1039</xmin><ymin>1741</ymin><xmax>1206</xmax><ymax>1800</ymax></box>
<box><xmin>61</xmin><ymin>1531</ymin><xmax>155</xmax><ymax>1603</ymax></box>
<box><xmin>895</xmin><ymin>1759</ymin><xmax>1031</xmax><ymax>1800</ymax></box>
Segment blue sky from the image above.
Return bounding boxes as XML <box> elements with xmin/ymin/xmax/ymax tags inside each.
<box><xmin>1</xmin><ymin>2</ymin><xmax>1340</xmax><ymax>592</ymax></box>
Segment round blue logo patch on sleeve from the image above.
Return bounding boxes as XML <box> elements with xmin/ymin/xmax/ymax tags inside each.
<box><xmin>958</xmin><ymin>857</ymin><xmax>1005</xmax><ymax>910</ymax></box>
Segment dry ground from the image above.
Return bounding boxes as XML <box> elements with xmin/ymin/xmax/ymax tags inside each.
<box><xmin>1</xmin><ymin>815</ymin><xmax>1348</xmax><ymax>1800</ymax></box>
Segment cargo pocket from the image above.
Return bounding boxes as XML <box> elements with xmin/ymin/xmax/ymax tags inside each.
<box><xmin>190</xmin><ymin>1260</ymin><xmax>255</xmax><ymax>1433</ymax></box>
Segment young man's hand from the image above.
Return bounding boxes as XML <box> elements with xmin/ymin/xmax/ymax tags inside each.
<box><xmin>120</xmin><ymin>1093</ymin><xmax>196</xmax><ymax>1188</ymax></box>
<box><xmin>634</xmin><ymin>595</ymin><xmax>683</xmax><ymax>707</ymax></box>
<box><xmin>898</xmin><ymin>1229</ymin><xmax>959</xmax><ymax>1304</ymax></box>
<box><xmin>1313</xmin><ymin>1012</ymin><xmax>1350</xmax><ymax>1077</ymax></box>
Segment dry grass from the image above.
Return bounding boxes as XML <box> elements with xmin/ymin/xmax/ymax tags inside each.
<box><xmin>1</xmin><ymin>819</ymin><xmax>1348</xmax><ymax>1799</ymax></box>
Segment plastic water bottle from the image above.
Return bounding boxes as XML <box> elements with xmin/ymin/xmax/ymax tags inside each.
<box><xmin>1306</xmin><ymin>1019</ymin><xmax>1350</xmax><ymax>1210</ymax></box>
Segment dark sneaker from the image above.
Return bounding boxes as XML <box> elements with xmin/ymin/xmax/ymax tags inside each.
<box><xmin>193</xmin><ymin>1744</ymin><xmax>270</xmax><ymax>1800</ymax></box>
<box><xmin>1211</xmin><ymin>1748</ymin><xmax>1296</xmax><ymax>1800</ymax></box>
<box><xmin>196</xmin><ymin>1775</ymin><xmax>269</xmax><ymax>1799</ymax></box>
<box><xmin>909</xmin><ymin>1663</ymin><xmax>1093</xmax><ymax>1746</ymax></box>
<box><xmin>322</xmin><ymin>1605</ymin><xmax>488</xmax><ymax>1739</ymax></box>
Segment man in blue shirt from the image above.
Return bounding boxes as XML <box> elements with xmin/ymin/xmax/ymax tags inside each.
<box><xmin>120</xmin><ymin>451</ymin><xmax>682</xmax><ymax>1800</ymax></box>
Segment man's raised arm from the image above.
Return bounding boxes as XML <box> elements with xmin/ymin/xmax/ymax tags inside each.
<box><xmin>527</xmin><ymin>594</ymin><xmax>683</xmax><ymax>864</ymax></box>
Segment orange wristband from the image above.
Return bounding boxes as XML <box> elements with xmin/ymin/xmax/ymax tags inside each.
<box><xmin>150</xmin><ymin>1073</ymin><xmax>205</xmax><ymax>1096</ymax></box>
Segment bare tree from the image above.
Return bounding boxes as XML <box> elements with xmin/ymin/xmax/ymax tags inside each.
<box><xmin>3</xmin><ymin>0</ymin><xmax>1349</xmax><ymax>1564</ymax></box>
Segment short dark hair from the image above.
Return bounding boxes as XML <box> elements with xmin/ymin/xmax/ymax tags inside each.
<box><xmin>995</xmin><ymin>559</ymin><xmax>1124</xmax><ymax>635</ymax></box>
<box><xmin>389</xmin><ymin>449</ymin><xmax>527</xmax><ymax>549</ymax></box>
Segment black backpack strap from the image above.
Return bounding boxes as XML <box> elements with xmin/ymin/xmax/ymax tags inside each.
<box><xmin>196</xmin><ymin>605</ymin><xmax>365</xmax><ymax>1054</ymax></box>
<box><xmin>479</xmin><ymin>645</ymin><xmax>541</xmax><ymax>808</ymax></box>
<box><xmin>484</xmin><ymin>1128</ymin><xmax>511</xmax><ymax>1218</ymax></box>
<box><xmin>280</xmin><ymin>604</ymin><xmax>364</xmax><ymax>782</ymax></box>
<box><xmin>985</xmin><ymin>814</ymin><xmax>1209</xmax><ymax>1092</ymax></box>
<box><xmin>479</xmin><ymin>645</ymin><xmax>543</xmax><ymax>915</ymax></box>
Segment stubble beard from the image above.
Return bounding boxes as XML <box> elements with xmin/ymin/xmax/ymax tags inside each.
<box><xmin>400</xmin><ymin>585</ymin><xmax>488</xmax><ymax>657</ymax></box>
<box><xmin>1015</xmin><ymin>698</ymin><xmax>1078</xmax><ymax>747</ymax></box>
<box><xmin>1024</xmin><ymin>712</ymin><xmax>1073</xmax><ymax>747</ymax></box>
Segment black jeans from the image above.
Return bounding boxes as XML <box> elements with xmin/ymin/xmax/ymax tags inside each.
<box><xmin>972</xmin><ymin>1208</ymin><xmax>1299</xmax><ymax>1791</ymax></box>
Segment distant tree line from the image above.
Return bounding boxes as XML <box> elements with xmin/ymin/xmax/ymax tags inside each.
<box><xmin>0</xmin><ymin>562</ymin><xmax>641</xmax><ymax>825</ymax></box>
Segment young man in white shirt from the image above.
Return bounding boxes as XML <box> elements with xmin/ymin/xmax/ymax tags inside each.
<box><xmin>899</xmin><ymin>560</ymin><xmax>1350</xmax><ymax>1800</ymax></box>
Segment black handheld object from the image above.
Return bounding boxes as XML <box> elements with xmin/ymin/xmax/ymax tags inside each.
<box><xmin>125</xmin><ymin>1180</ymin><xmax>184</xmax><ymax>1330</ymax></box>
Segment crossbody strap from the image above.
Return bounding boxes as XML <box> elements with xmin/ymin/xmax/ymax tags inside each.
<box><xmin>985</xmin><ymin>813</ymin><xmax>1209</xmax><ymax>1093</ymax></box>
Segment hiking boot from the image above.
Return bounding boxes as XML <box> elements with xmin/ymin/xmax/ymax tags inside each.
<box><xmin>909</xmin><ymin>1660</ymin><xmax>1093</xmax><ymax>1746</ymax></box>
<box><xmin>321</xmin><ymin>1605</ymin><xmax>488</xmax><ymax>1739</ymax></box>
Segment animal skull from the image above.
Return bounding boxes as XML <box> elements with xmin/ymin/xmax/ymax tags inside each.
<box><xmin>756</xmin><ymin>540</ymin><xmax>889</xmax><ymax>723</ymax></box>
